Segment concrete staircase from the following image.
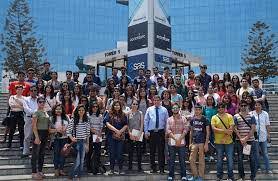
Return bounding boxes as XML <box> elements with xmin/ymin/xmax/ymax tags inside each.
<box><xmin>0</xmin><ymin>93</ymin><xmax>277</xmax><ymax>180</ymax></box>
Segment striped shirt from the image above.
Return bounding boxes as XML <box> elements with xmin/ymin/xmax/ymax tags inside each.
<box><xmin>234</xmin><ymin>113</ymin><xmax>256</xmax><ymax>141</ymax></box>
<box><xmin>66</xmin><ymin>119</ymin><xmax>90</xmax><ymax>140</ymax></box>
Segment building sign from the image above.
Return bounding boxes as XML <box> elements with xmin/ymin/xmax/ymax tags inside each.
<box><xmin>154</xmin><ymin>21</ymin><xmax>171</xmax><ymax>51</ymax></box>
<box><xmin>154</xmin><ymin>54</ymin><xmax>171</xmax><ymax>72</ymax></box>
<box><xmin>128</xmin><ymin>21</ymin><xmax>148</xmax><ymax>51</ymax></box>
<box><xmin>127</xmin><ymin>53</ymin><xmax>148</xmax><ymax>78</ymax></box>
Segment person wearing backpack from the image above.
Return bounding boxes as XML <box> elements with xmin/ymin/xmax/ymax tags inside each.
<box><xmin>234</xmin><ymin>100</ymin><xmax>257</xmax><ymax>181</ymax></box>
<box><xmin>211</xmin><ymin>102</ymin><xmax>235</xmax><ymax>181</ymax></box>
<box><xmin>189</xmin><ymin>103</ymin><xmax>210</xmax><ymax>181</ymax></box>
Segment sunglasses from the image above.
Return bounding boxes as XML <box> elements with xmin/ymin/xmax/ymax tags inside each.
<box><xmin>241</xmin><ymin>105</ymin><xmax>248</xmax><ymax>107</ymax></box>
<box><xmin>38</xmin><ymin>101</ymin><xmax>45</xmax><ymax>104</ymax></box>
<box><xmin>132</xmin><ymin>103</ymin><xmax>138</xmax><ymax>105</ymax></box>
<box><xmin>81</xmin><ymin>100</ymin><xmax>87</xmax><ymax>102</ymax></box>
<box><xmin>30</xmin><ymin>89</ymin><xmax>37</xmax><ymax>92</ymax></box>
<box><xmin>172</xmin><ymin>107</ymin><xmax>180</xmax><ymax>110</ymax></box>
<box><xmin>92</xmin><ymin>106</ymin><xmax>98</xmax><ymax>108</ymax></box>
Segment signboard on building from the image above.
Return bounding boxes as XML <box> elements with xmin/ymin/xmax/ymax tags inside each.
<box><xmin>154</xmin><ymin>21</ymin><xmax>171</xmax><ymax>51</ymax></box>
<box><xmin>127</xmin><ymin>53</ymin><xmax>148</xmax><ymax>78</ymax></box>
<box><xmin>154</xmin><ymin>54</ymin><xmax>171</xmax><ymax>72</ymax></box>
<box><xmin>128</xmin><ymin>21</ymin><xmax>148</xmax><ymax>51</ymax></box>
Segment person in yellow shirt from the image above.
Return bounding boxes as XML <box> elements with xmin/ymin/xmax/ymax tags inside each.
<box><xmin>211</xmin><ymin>102</ymin><xmax>235</xmax><ymax>181</ymax></box>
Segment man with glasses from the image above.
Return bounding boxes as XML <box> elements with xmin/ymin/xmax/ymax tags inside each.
<box><xmin>120</xmin><ymin>66</ymin><xmax>132</xmax><ymax>83</ymax></box>
<box><xmin>157</xmin><ymin>77</ymin><xmax>167</xmax><ymax>97</ymax></box>
<box><xmin>144</xmin><ymin>95</ymin><xmax>169</xmax><ymax>173</ymax></box>
<box><xmin>166</xmin><ymin>103</ymin><xmax>190</xmax><ymax>181</ymax></box>
<box><xmin>234</xmin><ymin>100</ymin><xmax>257</xmax><ymax>181</ymax></box>
<box><xmin>189</xmin><ymin>103</ymin><xmax>210</xmax><ymax>181</ymax></box>
<box><xmin>174</xmin><ymin>75</ymin><xmax>188</xmax><ymax>99</ymax></box>
<box><xmin>145</xmin><ymin>69</ymin><xmax>154</xmax><ymax>89</ymax></box>
<box><xmin>83</xmin><ymin>67</ymin><xmax>102</xmax><ymax>86</ymax></box>
<box><xmin>41</xmin><ymin>61</ymin><xmax>52</xmax><ymax>81</ymax></box>
<box><xmin>150</xmin><ymin>67</ymin><xmax>162</xmax><ymax>86</ymax></box>
<box><xmin>133</xmin><ymin>68</ymin><xmax>145</xmax><ymax>90</ymax></box>
<box><xmin>82</xmin><ymin>73</ymin><xmax>101</xmax><ymax>96</ymax></box>
<box><xmin>198</xmin><ymin>64</ymin><xmax>211</xmax><ymax>94</ymax></box>
<box><xmin>65</xmin><ymin>70</ymin><xmax>75</xmax><ymax>91</ymax></box>
<box><xmin>73</xmin><ymin>72</ymin><xmax>80</xmax><ymax>84</ymax></box>
<box><xmin>26</xmin><ymin>68</ymin><xmax>37</xmax><ymax>86</ymax></box>
<box><xmin>211</xmin><ymin>103</ymin><xmax>235</xmax><ymax>181</ymax></box>
<box><xmin>22</xmin><ymin>85</ymin><xmax>38</xmax><ymax>157</ymax></box>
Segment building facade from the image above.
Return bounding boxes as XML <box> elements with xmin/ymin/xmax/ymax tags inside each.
<box><xmin>0</xmin><ymin>0</ymin><xmax>277</xmax><ymax>80</ymax></box>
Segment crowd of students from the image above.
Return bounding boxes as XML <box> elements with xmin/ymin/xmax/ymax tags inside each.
<box><xmin>2</xmin><ymin>61</ymin><xmax>273</xmax><ymax>181</ymax></box>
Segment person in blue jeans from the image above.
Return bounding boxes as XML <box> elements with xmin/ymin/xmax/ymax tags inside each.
<box><xmin>211</xmin><ymin>103</ymin><xmax>235</xmax><ymax>181</ymax></box>
<box><xmin>234</xmin><ymin>100</ymin><xmax>257</xmax><ymax>181</ymax></box>
<box><xmin>104</xmin><ymin>100</ymin><xmax>128</xmax><ymax>174</ymax></box>
<box><xmin>51</xmin><ymin>104</ymin><xmax>69</xmax><ymax>177</ymax></box>
<box><xmin>66</xmin><ymin>105</ymin><xmax>90</xmax><ymax>179</ymax></box>
<box><xmin>166</xmin><ymin>103</ymin><xmax>190</xmax><ymax>181</ymax></box>
<box><xmin>251</xmin><ymin>101</ymin><xmax>272</xmax><ymax>174</ymax></box>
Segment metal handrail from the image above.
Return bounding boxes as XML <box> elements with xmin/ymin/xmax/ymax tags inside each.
<box><xmin>262</xmin><ymin>83</ymin><xmax>278</xmax><ymax>95</ymax></box>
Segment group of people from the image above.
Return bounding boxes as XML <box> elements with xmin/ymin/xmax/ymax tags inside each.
<box><xmin>2</xmin><ymin>61</ymin><xmax>273</xmax><ymax>181</ymax></box>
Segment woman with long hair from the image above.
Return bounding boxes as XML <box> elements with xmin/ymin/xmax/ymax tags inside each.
<box><xmin>67</xmin><ymin>105</ymin><xmax>90</xmax><ymax>179</ymax></box>
<box><xmin>103</xmin><ymin>101</ymin><xmax>128</xmax><ymax>174</ymax></box>
<box><xmin>51</xmin><ymin>104</ymin><xmax>69</xmax><ymax>177</ymax></box>
<box><xmin>148</xmin><ymin>85</ymin><xmax>158</xmax><ymax>105</ymax></box>
<box><xmin>246</xmin><ymin>95</ymin><xmax>255</xmax><ymax>111</ymax></box>
<box><xmin>106</xmin><ymin>87</ymin><xmax>121</xmax><ymax>111</ymax></box>
<box><xmin>31</xmin><ymin>97</ymin><xmax>55</xmax><ymax>180</ymax></box>
<box><xmin>161</xmin><ymin>90</ymin><xmax>173</xmax><ymax>117</ymax></box>
<box><xmin>242</xmin><ymin>72</ymin><xmax>252</xmax><ymax>85</ymax></box>
<box><xmin>194</xmin><ymin>86</ymin><xmax>206</xmax><ymax>107</ymax></box>
<box><xmin>87</xmin><ymin>102</ymin><xmax>104</xmax><ymax>174</ymax></box>
<box><xmin>119</xmin><ymin>76</ymin><xmax>130</xmax><ymax>95</ymax></box>
<box><xmin>61</xmin><ymin>90</ymin><xmax>75</xmax><ymax>118</ymax></box>
<box><xmin>78</xmin><ymin>95</ymin><xmax>89</xmax><ymax>111</ymax></box>
<box><xmin>127</xmin><ymin>99</ymin><xmax>144</xmax><ymax>171</ymax></box>
<box><xmin>217</xmin><ymin>80</ymin><xmax>226</xmax><ymax>98</ymax></box>
<box><xmin>166</xmin><ymin>76</ymin><xmax>175</xmax><ymax>88</ymax></box>
<box><xmin>56</xmin><ymin>82</ymin><xmax>69</xmax><ymax>104</ymax></box>
<box><xmin>222</xmin><ymin>94</ymin><xmax>237</xmax><ymax>116</ymax></box>
<box><xmin>137</xmin><ymin>88</ymin><xmax>151</xmax><ymax>116</ymax></box>
<box><xmin>169</xmin><ymin>84</ymin><xmax>183</xmax><ymax>107</ymax></box>
<box><xmin>231</xmin><ymin>75</ymin><xmax>241</xmax><ymax>91</ymax></box>
<box><xmin>137</xmin><ymin>78</ymin><xmax>148</xmax><ymax>91</ymax></box>
<box><xmin>36</xmin><ymin>79</ymin><xmax>45</xmax><ymax>96</ymax></box>
<box><xmin>72</xmin><ymin>84</ymin><xmax>82</xmax><ymax>108</ymax></box>
<box><xmin>44</xmin><ymin>85</ymin><xmax>57</xmax><ymax>117</ymax></box>
<box><xmin>181</xmin><ymin>97</ymin><xmax>194</xmax><ymax>119</ymax></box>
<box><xmin>223</xmin><ymin>72</ymin><xmax>231</xmax><ymax>85</ymax></box>
<box><xmin>187</xmin><ymin>89</ymin><xmax>196</xmax><ymax>106</ymax></box>
<box><xmin>211</xmin><ymin>74</ymin><xmax>220</xmax><ymax>88</ymax></box>
<box><xmin>124</xmin><ymin>84</ymin><xmax>136</xmax><ymax>108</ymax></box>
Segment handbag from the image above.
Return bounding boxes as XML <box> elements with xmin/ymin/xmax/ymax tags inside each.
<box><xmin>60</xmin><ymin>142</ymin><xmax>75</xmax><ymax>157</ymax></box>
<box><xmin>60</xmin><ymin>123</ymin><xmax>76</xmax><ymax>157</ymax></box>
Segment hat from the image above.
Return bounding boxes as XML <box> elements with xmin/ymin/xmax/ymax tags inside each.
<box><xmin>199</xmin><ymin>64</ymin><xmax>207</xmax><ymax>69</ymax></box>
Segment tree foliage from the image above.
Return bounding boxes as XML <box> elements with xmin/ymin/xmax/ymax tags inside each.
<box><xmin>0</xmin><ymin>0</ymin><xmax>46</xmax><ymax>75</ymax></box>
<box><xmin>241</xmin><ymin>21</ymin><xmax>278</xmax><ymax>83</ymax></box>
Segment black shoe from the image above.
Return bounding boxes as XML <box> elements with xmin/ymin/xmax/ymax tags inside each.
<box><xmin>21</xmin><ymin>154</ymin><xmax>29</xmax><ymax>158</ymax></box>
<box><xmin>159</xmin><ymin>169</ymin><xmax>165</xmax><ymax>174</ymax></box>
<box><xmin>150</xmin><ymin>169</ymin><xmax>157</xmax><ymax>173</ymax></box>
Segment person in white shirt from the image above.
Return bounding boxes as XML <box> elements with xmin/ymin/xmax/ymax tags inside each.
<box><xmin>236</xmin><ymin>78</ymin><xmax>254</xmax><ymax>100</ymax></box>
<box><xmin>251</xmin><ymin>101</ymin><xmax>272</xmax><ymax>174</ymax></box>
<box><xmin>150</xmin><ymin>67</ymin><xmax>162</xmax><ymax>86</ymax></box>
<box><xmin>204</xmin><ymin>85</ymin><xmax>220</xmax><ymax>105</ymax></box>
<box><xmin>22</xmin><ymin>85</ymin><xmax>38</xmax><ymax>157</ymax></box>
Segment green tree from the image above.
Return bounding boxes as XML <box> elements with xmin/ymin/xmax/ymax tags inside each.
<box><xmin>241</xmin><ymin>21</ymin><xmax>278</xmax><ymax>83</ymax></box>
<box><xmin>0</xmin><ymin>0</ymin><xmax>46</xmax><ymax>75</ymax></box>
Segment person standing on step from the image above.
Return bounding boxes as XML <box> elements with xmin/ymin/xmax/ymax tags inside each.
<box><xmin>144</xmin><ymin>95</ymin><xmax>169</xmax><ymax>173</ymax></box>
<box><xmin>104</xmin><ymin>100</ymin><xmax>128</xmax><ymax>174</ymax></box>
<box><xmin>127</xmin><ymin>99</ymin><xmax>144</xmax><ymax>172</ymax></box>
<box><xmin>234</xmin><ymin>100</ymin><xmax>257</xmax><ymax>181</ymax></box>
<box><xmin>8</xmin><ymin>85</ymin><xmax>26</xmax><ymax>149</ymax></box>
<box><xmin>22</xmin><ymin>85</ymin><xmax>38</xmax><ymax>158</ymax></box>
<box><xmin>166</xmin><ymin>103</ymin><xmax>190</xmax><ymax>181</ymax></box>
<box><xmin>50</xmin><ymin>104</ymin><xmax>69</xmax><ymax>177</ymax></box>
<box><xmin>189</xmin><ymin>103</ymin><xmax>210</xmax><ymax>181</ymax></box>
<box><xmin>211</xmin><ymin>102</ymin><xmax>235</xmax><ymax>181</ymax></box>
<box><xmin>31</xmin><ymin>97</ymin><xmax>54</xmax><ymax>180</ymax></box>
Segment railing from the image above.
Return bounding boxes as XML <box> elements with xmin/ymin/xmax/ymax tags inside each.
<box><xmin>262</xmin><ymin>83</ymin><xmax>278</xmax><ymax>95</ymax></box>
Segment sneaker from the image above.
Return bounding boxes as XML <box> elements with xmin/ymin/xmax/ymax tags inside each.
<box><xmin>216</xmin><ymin>178</ymin><xmax>222</xmax><ymax>181</ymax></box>
<box><xmin>186</xmin><ymin>176</ymin><xmax>194</xmax><ymax>181</ymax></box>
<box><xmin>32</xmin><ymin>173</ymin><xmax>42</xmax><ymax>180</ymax></box>
<box><xmin>266</xmin><ymin>170</ymin><xmax>273</xmax><ymax>176</ymax></box>
<box><xmin>167</xmin><ymin>177</ymin><xmax>173</xmax><ymax>181</ymax></box>
<box><xmin>209</xmin><ymin>156</ymin><xmax>215</xmax><ymax>162</ymax></box>
<box><xmin>181</xmin><ymin>177</ymin><xmax>188</xmax><ymax>181</ymax></box>
<box><xmin>119</xmin><ymin>170</ymin><xmax>125</xmax><ymax>175</ymax></box>
<box><xmin>20</xmin><ymin>146</ymin><xmax>23</xmax><ymax>150</ymax></box>
<box><xmin>21</xmin><ymin>154</ymin><xmax>29</xmax><ymax>158</ymax></box>
<box><xmin>38</xmin><ymin>172</ymin><xmax>46</xmax><ymax>178</ymax></box>
<box><xmin>108</xmin><ymin>169</ymin><xmax>114</xmax><ymax>175</ymax></box>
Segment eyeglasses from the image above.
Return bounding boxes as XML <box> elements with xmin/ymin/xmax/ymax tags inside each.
<box><xmin>30</xmin><ymin>89</ymin><xmax>37</xmax><ymax>92</ymax></box>
<box><xmin>62</xmin><ymin>85</ymin><xmax>68</xmax><ymax>87</ymax></box>
<box><xmin>81</xmin><ymin>99</ymin><xmax>87</xmax><ymax>102</ymax></box>
<box><xmin>38</xmin><ymin>101</ymin><xmax>45</xmax><ymax>104</ymax></box>
<box><xmin>176</xmin><ymin>79</ymin><xmax>181</xmax><ymax>81</ymax></box>
<box><xmin>66</xmin><ymin>73</ymin><xmax>72</xmax><ymax>75</ymax></box>
<box><xmin>172</xmin><ymin>107</ymin><xmax>180</xmax><ymax>110</ymax></box>
<box><xmin>241</xmin><ymin>105</ymin><xmax>248</xmax><ymax>107</ymax></box>
<box><xmin>132</xmin><ymin>103</ymin><xmax>138</xmax><ymax>105</ymax></box>
<box><xmin>92</xmin><ymin>106</ymin><xmax>98</xmax><ymax>108</ymax></box>
<box><xmin>78</xmin><ymin>109</ymin><xmax>85</xmax><ymax>112</ymax></box>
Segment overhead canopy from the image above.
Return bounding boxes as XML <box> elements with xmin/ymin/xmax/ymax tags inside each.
<box><xmin>84</xmin><ymin>45</ymin><xmax>202</xmax><ymax>69</ymax></box>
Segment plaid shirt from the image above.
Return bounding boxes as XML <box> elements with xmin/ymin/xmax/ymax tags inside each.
<box><xmin>166</xmin><ymin>115</ymin><xmax>190</xmax><ymax>146</ymax></box>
